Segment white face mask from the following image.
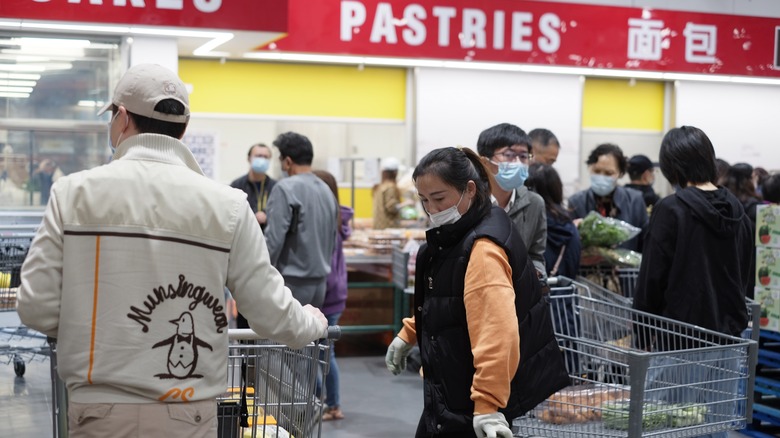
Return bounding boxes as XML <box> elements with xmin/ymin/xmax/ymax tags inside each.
<box><xmin>427</xmin><ymin>191</ymin><xmax>467</xmax><ymax>227</ymax></box>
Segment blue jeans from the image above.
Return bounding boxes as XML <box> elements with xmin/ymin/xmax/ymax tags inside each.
<box><xmin>317</xmin><ymin>312</ymin><xmax>341</xmax><ymax>409</ymax></box>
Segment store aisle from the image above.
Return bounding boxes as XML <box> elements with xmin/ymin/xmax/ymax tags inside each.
<box><xmin>320</xmin><ymin>355</ymin><xmax>423</xmax><ymax>437</ymax></box>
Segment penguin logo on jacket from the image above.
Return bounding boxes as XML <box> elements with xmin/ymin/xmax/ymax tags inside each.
<box><xmin>153</xmin><ymin>312</ymin><xmax>213</xmax><ymax>379</ymax></box>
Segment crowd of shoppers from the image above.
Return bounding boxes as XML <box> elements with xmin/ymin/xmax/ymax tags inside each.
<box><xmin>15</xmin><ymin>62</ymin><xmax>774</xmax><ymax>438</ymax></box>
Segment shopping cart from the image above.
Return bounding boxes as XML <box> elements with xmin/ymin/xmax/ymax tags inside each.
<box><xmin>218</xmin><ymin>327</ymin><xmax>340</xmax><ymax>438</ymax></box>
<box><xmin>515</xmin><ymin>280</ymin><xmax>758</xmax><ymax>438</ymax></box>
<box><xmin>578</xmin><ymin>265</ymin><xmax>639</xmax><ymax>299</ymax></box>
<box><xmin>51</xmin><ymin>327</ymin><xmax>340</xmax><ymax>438</ymax></box>
<box><xmin>0</xmin><ymin>234</ymin><xmax>49</xmax><ymax>378</ymax></box>
<box><xmin>573</xmin><ymin>275</ymin><xmax>762</xmax><ymax>344</ymax></box>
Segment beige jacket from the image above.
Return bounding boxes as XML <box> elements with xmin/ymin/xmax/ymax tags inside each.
<box><xmin>17</xmin><ymin>134</ymin><xmax>324</xmax><ymax>404</ymax></box>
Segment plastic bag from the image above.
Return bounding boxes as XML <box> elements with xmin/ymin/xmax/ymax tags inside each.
<box><xmin>581</xmin><ymin>247</ymin><xmax>642</xmax><ymax>268</ymax></box>
<box><xmin>578</xmin><ymin>211</ymin><xmax>640</xmax><ymax>248</ymax></box>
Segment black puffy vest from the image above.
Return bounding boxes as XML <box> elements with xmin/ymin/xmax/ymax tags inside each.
<box><xmin>414</xmin><ymin>206</ymin><xmax>569</xmax><ymax>435</ymax></box>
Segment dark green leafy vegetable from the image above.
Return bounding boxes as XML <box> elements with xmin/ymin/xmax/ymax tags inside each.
<box><xmin>578</xmin><ymin>212</ymin><xmax>640</xmax><ymax>248</ymax></box>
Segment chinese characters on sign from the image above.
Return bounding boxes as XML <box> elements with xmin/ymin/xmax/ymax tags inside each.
<box><xmin>628</xmin><ymin>18</ymin><xmax>718</xmax><ymax>64</ymax></box>
<box><xmin>271</xmin><ymin>0</ymin><xmax>780</xmax><ymax>78</ymax></box>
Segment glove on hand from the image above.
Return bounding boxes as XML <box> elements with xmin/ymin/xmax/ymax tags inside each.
<box><xmin>473</xmin><ymin>412</ymin><xmax>513</xmax><ymax>438</ymax></box>
<box><xmin>384</xmin><ymin>336</ymin><xmax>412</xmax><ymax>375</ymax></box>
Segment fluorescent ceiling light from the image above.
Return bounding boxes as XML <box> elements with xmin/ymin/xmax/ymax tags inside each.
<box><xmin>0</xmin><ymin>64</ymin><xmax>46</xmax><ymax>72</ymax></box>
<box><xmin>0</xmin><ymin>91</ymin><xmax>30</xmax><ymax>98</ymax></box>
<box><xmin>15</xmin><ymin>37</ymin><xmax>91</xmax><ymax>48</ymax></box>
<box><xmin>78</xmin><ymin>100</ymin><xmax>105</xmax><ymax>108</ymax></box>
<box><xmin>0</xmin><ymin>54</ymin><xmax>52</xmax><ymax>62</ymax></box>
<box><xmin>0</xmin><ymin>80</ymin><xmax>36</xmax><ymax>87</ymax></box>
<box><xmin>0</xmin><ymin>73</ymin><xmax>41</xmax><ymax>80</ymax></box>
<box><xmin>0</xmin><ymin>86</ymin><xmax>33</xmax><ymax>93</ymax></box>
<box><xmin>1</xmin><ymin>47</ymin><xmax>84</xmax><ymax>58</ymax></box>
<box><xmin>242</xmin><ymin>51</ymin><xmax>780</xmax><ymax>85</ymax></box>
<box><xmin>0</xmin><ymin>20</ymin><xmax>232</xmax><ymax>57</ymax></box>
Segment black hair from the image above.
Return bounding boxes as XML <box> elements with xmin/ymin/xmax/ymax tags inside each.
<box><xmin>273</xmin><ymin>132</ymin><xmax>313</xmax><ymax>165</ymax></box>
<box><xmin>658</xmin><ymin>126</ymin><xmax>717</xmax><ymax>187</ymax></box>
<box><xmin>247</xmin><ymin>143</ymin><xmax>271</xmax><ymax>158</ymax></box>
<box><xmin>754</xmin><ymin>167</ymin><xmax>770</xmax><ymax>188</ymax></box>
<box><xmin>413</xmin><ymin>147</ymin><xmax>492</xmax><ymax>218</ymax></box>
<box><xmin>586</xmin><ymin>143</ymin><xmax>627</xmax><ymax>176</ymax></box>
<box><xmin>528</xmin><ymin>128</ymin><xmax>559</xmax><ymax>149</ymax></box>
<box><xmin>762</xmin><ymin>173</ymin><xmax>780</xmax><ymax>204</ymax></box>
<box><xmin>123</xmin><ymin>100</ymin><xmax>187</xmax><ymax>139</ymax></box>
<box><xmin>715</xmin><ymin>158</ymin><xmax>730</xmax><ymax>185</ymax></box>
<box><xmin>525</xmin><ymin>162</ymin><xmax>571</xmax><ymax>221</ymax></box>
<box><xmin>476</xmin><ymin>123</ymin><xmax>531</xmax><ymax>157</ymax></box>
<box><xmin>723</xmin><ymin>162</ymin><xmax>759</xmax><ymax>203</ymax></box>
<box><xmin>312</xmin><ymin>169</ymin><xmax>342</xmax><ymax>224</ymax></box>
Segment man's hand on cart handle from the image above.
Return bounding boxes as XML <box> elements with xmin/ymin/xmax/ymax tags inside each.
<box><xmin>473</xmin><ymin>412</ymin><xmax>513</xmax><ymax>438</ymax></box>
<box><xmin>385</xmin><ymin>336</ymin><xmax>412</xmax><ymax>375</ymax></box>
<box><xmin>303</xmin><ymin>304</ymin><xmax>328</xmax><ymax>339</ymax></box>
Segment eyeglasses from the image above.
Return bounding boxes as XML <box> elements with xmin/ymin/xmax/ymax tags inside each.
<box><xmin>492</xmin><ymin>151</ymin><xmax>533</xmax><ymax>163</ymax></box>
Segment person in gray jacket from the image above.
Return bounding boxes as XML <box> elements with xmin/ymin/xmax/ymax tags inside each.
<box><xmin>477</xmin><ymin>123</ymin><xmax>547</xmax><ymax>276</ymax></box>
<box><xmin>265</xmin><ymin>132</ymin><xmax>338</xmax><ymax>308</ymax></box>
<box><xmin>568</xmin><ymin>143</ymin><xmax>648</xmax><ymax>252</ymax></box>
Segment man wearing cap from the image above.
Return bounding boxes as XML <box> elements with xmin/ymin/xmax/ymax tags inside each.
<box><xmin>264</xmin><ymin>131</ymin><xmax>338</xmax><ymax>308</ymax></box>
<box><xmin>626</xmin><ymin>154</ymin><xmax>661</xmax><ymax>214</ymax></box>
<box><xmin>16</xmin><ymin>64</ymin><xmax>327</xmax><ymax>437</ymax></box>
<box><xmin>372</xmin><ymin>157</ymin><xmax>409</xmax><ymax>229</ymax></box>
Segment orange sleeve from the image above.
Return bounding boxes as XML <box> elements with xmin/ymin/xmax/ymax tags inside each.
<box><xmin>397</xmin><ymin>315</ymin><xmax>417</xmax><ymax>345</ymax></box>
<box><xmin>465</xmin><ymin>238</ymin><xmax>520</xmax><ymax>415</ymax></box>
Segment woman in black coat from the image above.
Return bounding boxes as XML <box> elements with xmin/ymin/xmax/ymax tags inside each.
<box><xmin>633</xmin><ymin>126</ymin><xmax>752</xmax><ymax>438</ymax></box>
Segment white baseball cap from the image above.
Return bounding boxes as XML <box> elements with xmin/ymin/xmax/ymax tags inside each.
<box><xmin>381</xmin><ymin>157</ymin><xmax>400</xmax><ymax>171</ymax></box>
<box><xmin>97</xmin><ymin>64</ymin><xmax>190</xmax><ymax>123</ymax></box>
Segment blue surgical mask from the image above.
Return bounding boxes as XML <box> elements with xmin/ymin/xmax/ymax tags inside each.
<box><xmin>492</xmin><ymin>162</ymin><xmax>529</xmax><ymax>191</ymax></box>
<box><xmin>591</xmin><ymin>174</ymin><xmax>617</xmax><ymax>197</ymax></box>
<box><xmin>251</xmin><ymin>157</ymin><xmax>270</xmax><ymax>174</ymax></box>
<box><xmin>427</xmin><ymin>191</ymin><xmax>467</xmax><ymax>227</ymax></box>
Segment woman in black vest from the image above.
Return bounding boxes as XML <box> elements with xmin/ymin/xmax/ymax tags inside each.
<box><xmin>385</xmin><ymin>147</ymin><xmax>568</xmax><ymax>438</ymax></box>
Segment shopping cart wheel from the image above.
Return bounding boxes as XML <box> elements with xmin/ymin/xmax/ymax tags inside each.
<box><xmin>13</xmin><ymin>355</ymin><xmax>25</xmax><ymax>377</ymax></box>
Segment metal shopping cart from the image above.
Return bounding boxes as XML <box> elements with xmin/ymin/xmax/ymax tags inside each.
<box><xmin>574</xmin><ymin>274</ymin><xmax>762</xmax><ymax>344</ymax></box>
<box><xmin>52</xmin><ymin>327</ymin><xmax>340</xmax><ymax>438</ymax></box>
<box><xmin>0</xmin><ymin>233</ymin><xmax>50</xmax><ymax>377</ymax></box>
<box><xmin>578</xmin><ymin>265</ymin><xmax>639</xmax><ymax>299</ymax></box>
<box><xmin>515</xmin><ymin>279</ymin><xmax>758</xmax><ymax>438</ymax></box>
<box><xmin>218</xmin><ymin>327</ymin><xmax>340</xmax><ymax>438</ymax></box>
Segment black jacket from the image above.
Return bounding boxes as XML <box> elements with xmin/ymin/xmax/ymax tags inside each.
<box><xmin>229</xmin><ymin>174</ymin><xmax>276</xmax><ymax>216</ymax></box>
<box><xmin>625</xmin><ymin>183</ymin><xmax>660</xmax><ymax>210</ymax></box>
<box><xmin>414</xmin><ymin>205</ymin><xmax>568</xmax><ymax>435</ymax></box>
<box><xmin>633</xmin><ymin>187</ymin><xmax>752</xmax><ymax>336</ymax></box>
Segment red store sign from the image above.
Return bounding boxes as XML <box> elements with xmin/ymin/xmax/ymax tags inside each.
<box><xmin>0</xmin><ymin>0</ymin><xmax>288</xmax><ymax>33</ymax></box>
<box><xmin>267</xmin><ymin>0</ymin><xmax>780</xmax><ymax>77</ymax></box>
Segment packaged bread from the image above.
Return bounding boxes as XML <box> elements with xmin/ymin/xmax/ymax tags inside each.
<box><xmin>536</xmin><ymin>386</ymin><xmax>630</xmax><ymax>424</ymax></box>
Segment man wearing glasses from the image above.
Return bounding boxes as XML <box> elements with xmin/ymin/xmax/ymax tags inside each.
<box><xmin>477</xmin><ymin>123</ymin><xmax>547</xmax><ymax>277</ymax></box>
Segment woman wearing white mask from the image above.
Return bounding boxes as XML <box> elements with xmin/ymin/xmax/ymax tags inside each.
<box><xmin>568</xmin><ymin>143</ymin><xmax>648</xmax><ymax>252</ymax></box>
<box><xmin>477</xmin><ymin>123</ymin><xmax>547</xmax><ymax>276</ymax></box>
<box><xmin>385</xmin><ymin>147</ymin><xmax>569</xmax><ymax>438</ymax></box>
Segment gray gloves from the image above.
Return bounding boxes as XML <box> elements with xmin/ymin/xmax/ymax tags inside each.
<box><xmin>385</xmin><ymin>336</ymin><xmax>412</xmax><ymax>375</ymax></box>
<box><xmin>473</xmin><ymin>412</ymin><xmax>513</xmax><ymax>438</ymax></box>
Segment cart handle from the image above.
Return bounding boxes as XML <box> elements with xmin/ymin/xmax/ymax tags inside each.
<box><xmin>228</xmin><ymin>326</ymin><xmax>341</xmax><ymax>342</ymax></box>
